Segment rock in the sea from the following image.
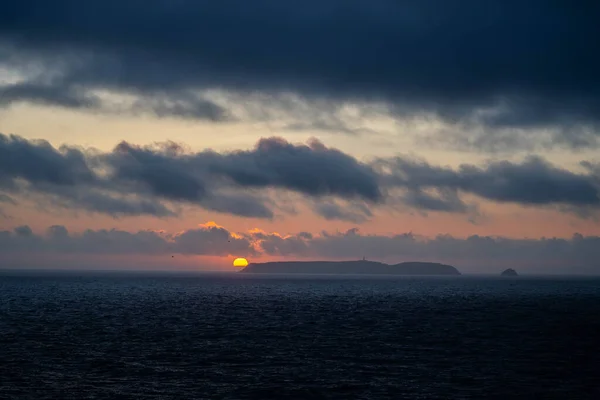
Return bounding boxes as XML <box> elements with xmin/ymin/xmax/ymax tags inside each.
<box><xmin>501</xmin><ymin>268</ymin><xmax>518</xmax><ymax>276</ymax></box>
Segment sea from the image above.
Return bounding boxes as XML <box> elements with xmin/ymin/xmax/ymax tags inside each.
<box><xmin>1</xmin><ymin>270</ymin><xmax>599</xmax><ymax>399</ymax></box>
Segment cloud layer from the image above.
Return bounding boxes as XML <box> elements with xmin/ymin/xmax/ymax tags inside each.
<box><xmin>0</xmin><ymin>222</ymin><xmax>253</xmax><ymax>257</ymax></box>
<box><xmin>1</xmin><ymin>133</ymin><xmax>599</xmax><ymax>221</ymax></box>
<box><xmin>375</xmin><ymin>156</ymin><xmax>600</xmax><ymax>213</ymax></box>
<box><xmin>1</xmin><ymin>0</ymin><xmax>599</xmax><ymax>149</ymax></box>
<box><xmin>2</xmin><ymin>222</ymin><xmax>600</xmax><ymax>273</ymax></box>
<box><xmin>0</xmin><ymin>133</ymin><xmax>382</xmax><ymax>220</ymax></box>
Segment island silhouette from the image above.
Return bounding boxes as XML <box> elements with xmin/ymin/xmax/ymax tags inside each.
<box><xmin>501</xmin><ymin>268</ymin><xmax>518</xmax><ymax>276</ymax></box>
<box><xmin>239</xmin><ymin>260</ymin><xmax>461</xmax><ymax>275</ymax></box>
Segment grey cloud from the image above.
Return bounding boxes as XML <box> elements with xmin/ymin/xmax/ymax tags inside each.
<box><xmin>224</xmin><ymin>93</ymin><xmax>388</xmax><ymax>137</ymax></box>
<box><xmin>0</xmin><ymin>133</ymin><xmax>381</xmax><ymax>220</ymax></box>
<box><xmin>199</xmin><ymin>137</ymin><xmax>382</xmax><ymax>201</ymax></box>
<box><xmin>1</xmin><ymin>0</ymin><xmax>599</xmax><ymax>148</ymax></box>
<box><xmin>126</xmin><ymin>93</ymin><xmax>234</xmax><ymax>122</ymax></box>
<box><xmin>414</xmin><ymin>120</ymin><xmax>600</xmax><ymax>154</ymax></box>
<box><xmin>284</xmin><ymin>121</ymin><xmax>367</xmax><ymax>136</ymax></box>
<box><xmin>4</xmin><ymin>223</ymin><xmax>600</xmax><ymax>273</ymax></box>
<box><xmin>14</xmin><ymin>225</ymin><xmax>33</xmax><ymax>237</ymax></box>
<box><xmin>109</xmin><ymin>136</ymin><xmax>382</xmax><ymax>202</ymax></box>
<box><xmin>278</xmin><ymin>101</ymin><xmax>382</xmax><ymax>136</ymax></box>
<box><xmin>400</xmin><ymin>188</ymin><xmax>471</xmax><ymax>214</ymax></box>
<box><xmin>46</xmin><ymin>225</ymin><xmax>68</xmax><ymax>239</ymax></box>
<box><xmin>105</xmin><ymin>136</ymin><xmax>383</xmax><ymax>218</ymax></box>
<box><xmin>109</xmin><ymin>141</ymin><xmax>207</xmax><ymax>202</ymax></box>
<box><xmin>376</xmin><ymin>156</ymin><xmax>600</xmax><ymax>210</ymax></box>
<box><xmin>106</xmin><ymin>137</ymin><xmax>383</xmax><ymax>203</ymax></box>
<box><xmin>0</xmin><ymin>133</ymin><xmax>176</xmax><ymax>218</ymax></box>
<box><xmin>253</xmin><ymin>232</ymin><xmax>310</xmax><ymax>258</ymax></box>
<box><xmin>173</xmin><ymin>225</ymin><xmax>254</xmax><ymax>256</ymax></box>
<box><xmin>0</xmin><ymin>82</ymin><xmax>101</xmax><ymax>109</ymax></box>
<box><xmin>2</xmin><ymin>132</ymin><xmax>599</xmax><ymax>220</ymax></box>
<box><xmin>0</xmin><ymin>80</ymin><xmax>233</xmax><ymax>122</ymax></box>
<box><xmin>312</xmin><ymin>200</ymin><xmax>373</xmax><ymax>223</ymax></box>
<box><xmin>581</xmin><ymin>161</ymin><xmax>600</xmax><ymax>180</ymax></box>
<box><xmin>200</xmin><ymin>193</ymin><xmax>274</xmax><ymax>219</ymax></box>
<box><xmin>0</xmin><ymin>133</ymin><xmax>95</xmax><ymax>186</ymax></box>
<box><xmin>0</xmin><ymin>193</ymin><xmax>16</xmax><ymax>204</ymax></box>
<box><xmin>0</xmin><ymin>193</ymin><xmax>14</xmax><ymax>218</ymax></box>
<box><xmin>73</xmin><ymin>229</ymin><xmax>172</xmax><ymax>255</ymax></box>
<box><xmin>0</xmin><ymin>223</ymin><xmax>254</xmax><ymax>256</ymax></box>
<box><xmin>57</xmin><ymin>190</ymin><xmax>177</xmax><ymax>218</ymax></box>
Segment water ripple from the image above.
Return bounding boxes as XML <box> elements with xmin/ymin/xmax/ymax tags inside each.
<box><xmin>1</xmin><ymin>272</ymin><xmax>599</xmax><ymax>399</ymax></box>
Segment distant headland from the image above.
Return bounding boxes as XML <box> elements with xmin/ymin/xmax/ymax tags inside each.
<box><xmin>239</xmin><ymin>260</ymin><xmax>461</xmax><ymax>275</ymax></box>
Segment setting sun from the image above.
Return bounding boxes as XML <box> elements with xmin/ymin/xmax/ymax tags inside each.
<box><xmin>233</xmin><ymin>257</ymin><xmax>249</xmax><ymax>268</ymax></box>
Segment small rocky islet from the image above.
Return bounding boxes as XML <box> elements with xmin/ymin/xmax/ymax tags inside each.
<box><xmin>501</xmin><ymin>268</ymin><xmax>518</xmax><ymax>276</ymax></box>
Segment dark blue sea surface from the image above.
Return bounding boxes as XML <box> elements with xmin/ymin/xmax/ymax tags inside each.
<box><xmin>1</xmin><ymin>271</ymin><xmax>599</xmax><ymax>399</ymax></box>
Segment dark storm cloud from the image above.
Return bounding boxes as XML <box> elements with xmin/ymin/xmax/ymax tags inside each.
<box><xmin>197</xmin><ymin>137</ymin><xmax>382</xmax><ymax>201</ymax></box>
<box><xmin>376</xmin><ymin>156</ymin><xmax>600</xmax><ymax>209</ymax></box>
<box><xmin>106</xmin><ymin>136</ymin><xmax>382</xmax><ymax>207</ymax></box>
<box><xmin>2</xmin><ymin>132</ymin><xmax>599</xmax><ymax>219</ymax></box>
<box><xmin>1</xmin><ymin>0</ymin><xmax>599</xmax><ymax>146</ymax></box>
<box><xmin>0</xmin><ymin>133</ymin><xmax>176</xmax><ymax>217</ymax></box>
<box><xmin>0</xmin><ymin>133</ymin><xmax>95</xmax><ymax>186</ymax></box>
<box><xmin>0</xmin><ymin>133</ymin><xmax>380</xmax><ymax>220</ymax></box>
<box><xmin>109</xmin><ymin>141</ymin><xmax>208</xmax><ymax>203</ymax></box>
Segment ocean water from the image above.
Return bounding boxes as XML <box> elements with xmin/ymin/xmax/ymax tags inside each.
<box><xmin>1</xmin><ymin>271</ymin><xmax>599</xmax><ymax>399</ymax></box>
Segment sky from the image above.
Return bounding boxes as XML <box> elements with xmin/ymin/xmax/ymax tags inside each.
<box><xmin>1</xmin><ymin>0</ymin><xmax>600</xmax><ymax>274</ymax></box>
